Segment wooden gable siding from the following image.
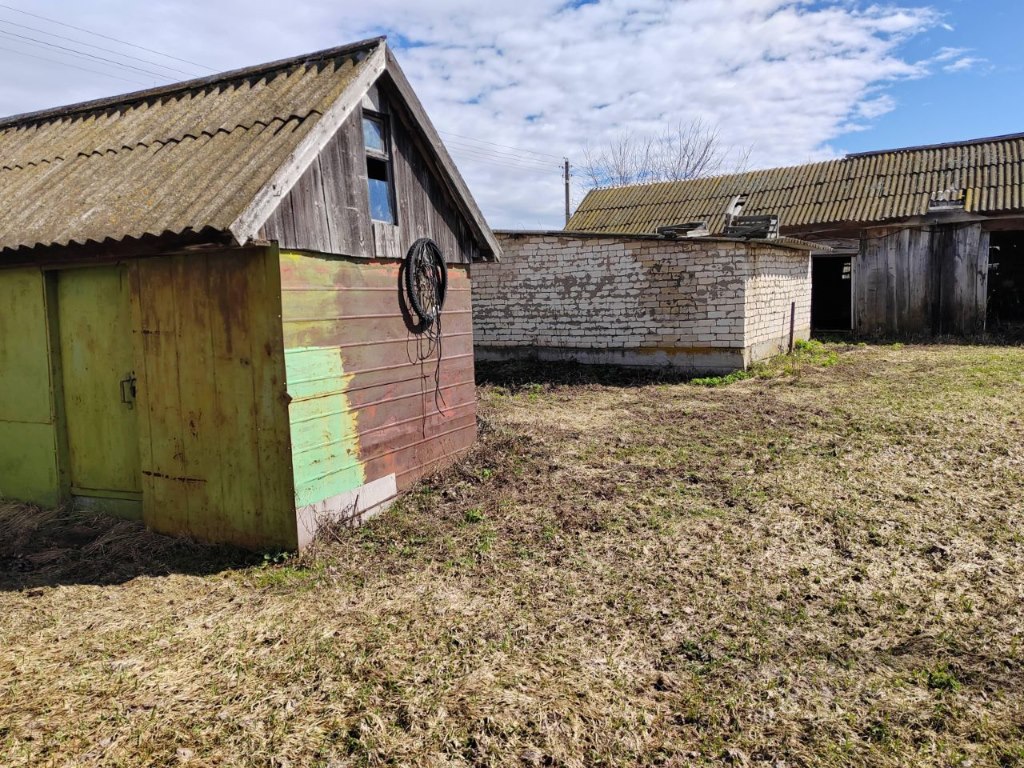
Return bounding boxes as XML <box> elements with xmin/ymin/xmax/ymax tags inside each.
<box><xmin>130</xmin><ymin>247</ymin><xmax>296</xmax><ymax>549</ymax></box>
<box><xmin>856</xmin><ymin>223</ymin><xmax>989</xmax><ymax>335</ymax></box>
<box><xmin>261</xmin><ymin>111</ymin><xmax>373</xmax><ymax>258</ymax></box>
<box><xmin>259</xmin><ymin>83</ymin><xmax>477</xmax><ymax>264</ymax></box>
<box><xmin>278</xmin><ymin>251</ymin><xmax>476</xmax><ymax>526</ymax></box>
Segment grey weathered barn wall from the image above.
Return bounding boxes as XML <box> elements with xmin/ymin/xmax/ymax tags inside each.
<box><xmin>856</xmin><ymin>223</ymin><xmax>989</xmax><ymax>335</ymax></box>
<box><xmin>259</xmin><ymin>83</ymin><xmax>478</xmax><ymax>264</ymax></box>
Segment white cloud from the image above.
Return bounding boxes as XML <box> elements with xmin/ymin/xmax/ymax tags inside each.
<box><xmin>855</xmin><ymin>94</ymin><xmax>898</xmax><ymax>120</ymax></box>
<box><xmin>0</xmin><ymin>1</ymin><xmax>949</xmax><ymax>228</ymax></box>
<box><xmin>944</xmin><ymin>56</ymin><xmax>984</xmax><ymax>73</ymax></box>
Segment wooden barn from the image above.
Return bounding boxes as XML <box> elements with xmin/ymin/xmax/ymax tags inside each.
<box><xmin>0</xmin><ymin>37</ymin><xmax>499</xmax><ymax>550</ymax></box>
<box><xmin>569</xmin><ymin>133</ymin><xmax>1024</xmax><ymax>337</ymax></box>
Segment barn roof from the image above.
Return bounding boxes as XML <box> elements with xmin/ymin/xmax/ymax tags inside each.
<box><xmin>568</xmin><ymin>132</ymin><xmax>1024</xmax><ymax>236</ymax></box>
<box><xmin>0</xmin><ymin>38</ymin><xmax>499</xmax><ymax>258</ymax></box>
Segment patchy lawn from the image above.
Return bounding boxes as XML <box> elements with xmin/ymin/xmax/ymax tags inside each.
<box><xmin>2</xmin><ymin>343</ymin><xmax>1023</xmax><ymax>767</ymax></box>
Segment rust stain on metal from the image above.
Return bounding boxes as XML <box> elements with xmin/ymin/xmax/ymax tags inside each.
<box><xmin>142</xmin><ymin>470</ymin><xmax>207</xmax><ymax>484</ymax></box>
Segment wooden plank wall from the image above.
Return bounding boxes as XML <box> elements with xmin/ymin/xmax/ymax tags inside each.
<box><xmin>855</xmin><ymin>223</ymin><xmax>988</xmax><ymax>335</ymax></box>
<box><xmin>279</xmin><ymin>252</ymin><xmax>476</xmax><ymax>508</ymax></box>
<box><xmin>387</xmin><ymin>84</ymin><xmax>478</xmax><ymax>264</ymax></box>
<box><xmin>130</xmin><ymin>247</ymin><xmax>296</xmax><ymax>549</ymax></box>
<box><xmin>262</xmin><ymin>113</ymin><xmax>373</xmax><ymax>258</ymax></box>
<box><xmin>939</xmin><ymin>223</ymin><xmax>989</xmax><ymax>334</ymax></box>
<box><xmin>260</xmin><ymin>86</ymin><xmax>478</xmax><ymax>265</ymax></box>
<box><xmin>0</xmin><ymin>267</ymin><xmax>62</xmax><ymax>505</ymax></box>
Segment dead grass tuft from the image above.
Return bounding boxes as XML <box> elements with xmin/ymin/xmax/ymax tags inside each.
<box><xmin>0</xmin><ymin>501</ymin><xmax>253</xmax><ymax>589</ymax></box>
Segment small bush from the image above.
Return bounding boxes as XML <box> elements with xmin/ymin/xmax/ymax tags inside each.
<box><xmin>689</xmin><ymin>369</ymin><xmax>754</xmax><ymax>388</ymax></box>
<box><xmin>925</xmin><ymin>663</ymin><xmax>962</xmax><ymax>693</ymax></box>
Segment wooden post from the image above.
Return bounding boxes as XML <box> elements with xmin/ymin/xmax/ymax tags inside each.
<box><xmin>788</xmin><ymin>301</ymin><xmax>796</xmax><ymax>352</ymax></box>
<box><xmin>564</xmin><ymin>158</ymin><xmax>570</xmax><ymax>226</ymax></box>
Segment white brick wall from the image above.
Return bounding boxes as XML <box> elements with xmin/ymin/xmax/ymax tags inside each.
<box><xmin>743</xmin><ymin>246</ymin><xmax>813</xmax><ymax>362</ymax></box>
<box><xmin>473</xmin><ymin>233</ymin><xmax>811</xmax><ymax>371</ymax></box>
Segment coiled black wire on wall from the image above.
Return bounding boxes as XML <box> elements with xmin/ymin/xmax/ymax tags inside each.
<box><xmin>403</xmin><ymin>237</ymin><xmax>449</xmax><ymax>412</ymax></box>
<box><xmin>405</xmin><ymin>237</ymin><xmax>448</xmax><ymax>327</ymax></box>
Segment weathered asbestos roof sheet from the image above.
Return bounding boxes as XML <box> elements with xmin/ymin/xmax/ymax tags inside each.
<box><xmin>568</xmin><ymin>132</ymin><xmax>1024</xmax><ymax>235</ymax></box>
<box><xmin>0</xmin><ymin>39</ymin><xmax>379</xmax><ymax>252</ymax></box>
<box><xmin>494</xmin><ymin>228</ymin><xmax>824</xmax><ymax>252</ymax></box>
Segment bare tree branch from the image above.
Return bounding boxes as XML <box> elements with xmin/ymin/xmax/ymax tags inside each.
<box><xmin>582</xmin><ymin>118</ymin><xmax>753</xmax><ymax>189</ymax></box>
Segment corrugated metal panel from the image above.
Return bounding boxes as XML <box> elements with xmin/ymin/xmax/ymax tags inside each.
<box><xmin>0</xmin><ymin>42</ymin><xmax>379</xmax><ymax>253</ymax></box>
<box><xmin>569</xmin><ymin>132</ymin><xmax>1024</xmax><ymax>234</ymax></box>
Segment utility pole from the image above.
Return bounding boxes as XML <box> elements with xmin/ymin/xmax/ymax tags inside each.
<box><xmin>563</xmin><ymin>158</ymin><xmax>571</xmax><ymax>226</ymax></box>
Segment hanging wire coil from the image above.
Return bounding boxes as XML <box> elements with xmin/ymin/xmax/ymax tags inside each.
<box><xmin>404</xmin><ymin>237</ymin><xmax>449</xmax><ymax>414</ymax></box>
<box><xmin>405</xmin><ymin>237</ymin><xmax>448</xmax><ymax>327</ymax></box>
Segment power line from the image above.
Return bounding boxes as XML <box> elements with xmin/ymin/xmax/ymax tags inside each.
<box><xmin>0</xmin><ymin>3</ymin><xmax>215</xmax><ymax>70</ymax></box>
<box><xmin>0</xmin><ymin>18</ymin><xmax>197</xmax><ymax>77</ymax></box>
<box><xmin>444</xmin><ymin>138</ymin><xmax>556</xmax><ymax>164</ymax></box>
<box><xmin>0</xmin><ymin>44</ymin><xmax>150</xmax><ymax>87</ymax></box>
<box><xmin>448</xmin><ymin>152</ymin><xmax>553</xmax><ymax>173</ymax></box>
<box><xmin>0</xmin><ymin>28</ymin><xmax>177</xmax><ymax>81</ymax></box>
<box><xmin>438</xmin><ymin>129</ymin><xmax>564</xmax><ymax>160</ymax></box>
<box><xmin>447</xmin><ymin>147</ymin><xmax>561</xmax><ymax>174</ymax></box>
<box><xmin>444</xmin><ymin>141</ymin><xmax>557</xmax><ymax>171</ymax></box>
<box><xmin>446</xmin><ymin>143</ymin><xmax>557</xmax><ymax>171</ymax></box>
<box><xmin>443</xmin><ymin>136</ymin><xmax>561</xmax><ymax>168</ymax></box>
<box><xmin>441</xmin><ymin>135</ymin><xmax>561</xmax><ymax>167</ymax></box>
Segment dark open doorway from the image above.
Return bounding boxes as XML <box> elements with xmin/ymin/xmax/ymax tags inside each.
<box><xmin>988</xmin><ymin>231</ymin><xmax>1024</xmax><ymax>332</ymax></box>
<box><xmin>811</xmin><ymin>255</ymin><xmax>852</xmax><ymax>333</ymax></box>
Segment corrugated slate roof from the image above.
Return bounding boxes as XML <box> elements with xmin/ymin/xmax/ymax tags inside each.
<box><xmin>0</xmin><ymin>39</ymin><xmax>380</xmax><ymax>252</ymax></box>
<box><xmin>568</xmin><ymin>132</ymin><xmax>1024</xmax><ymax>235</ymax></box>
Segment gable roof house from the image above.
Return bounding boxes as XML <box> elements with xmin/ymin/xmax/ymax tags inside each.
<box><xmin>569</xmin><ymin>134</ymin><xmax>1024</xmax><ymax>336</ymax></box>
<box><xmin>0</xmin><ymin>38</ymin><xmax>498</xmax><ymax>550</ymax></box>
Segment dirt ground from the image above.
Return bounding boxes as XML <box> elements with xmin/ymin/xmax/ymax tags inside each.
<box><xmin>1</xmin><ymin>342</ymin><xmax>1022</xmax><ymax>767</ymax></box>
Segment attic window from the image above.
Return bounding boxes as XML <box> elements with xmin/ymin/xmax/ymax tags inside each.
<box><xmin>363</xmin><ymin>113</ymin><xmax>396</xmax><ymax>224</ymax></box>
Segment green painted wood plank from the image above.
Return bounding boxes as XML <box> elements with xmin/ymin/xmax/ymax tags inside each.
<box><xmin>246</xmin><ymin>246</ymin><xmax>297</xmax><ymax>548</ymax></box>
<box><xmin>0</xmin><ymin>421</ymin><xmax>60</xmax><ymax>506</ymax></box>
<box><xmin>206</xmin><ymin>252</ymin><xmax>263</xmax><ymax>542</ymax></box>
<box><xmin>172</xmin><ymin>254</ymin><xmax>218</xmax><ymax>538</ymax></box>
<box><xmin>126</xmin><ymin>262</ymin><xmax>153</xmax><ymax>505</ymax></box>
<box><xmin>137</xmin><ymin>257</ymin><xmax>189</xmax><ymax>535</ymax></box>
<box><xmin>0</xmin><ymin>268</ymin><xmax>52</xmax><ymax>424</ymax></box>
<box><xmin>0</xmin><ymin>267</ymin><xmax>60</xmax><ymax>505</ymax></box>
<box><xmin>57</xmin><ymin>265</ymin><xmax>142</xmax><ymax>499</ymax></box>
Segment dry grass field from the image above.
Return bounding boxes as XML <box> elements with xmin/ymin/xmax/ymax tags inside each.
<box><xmin>2</xmin><ymin>342</ymin><xmax>1023</xmax><ymax>767</ymax></box>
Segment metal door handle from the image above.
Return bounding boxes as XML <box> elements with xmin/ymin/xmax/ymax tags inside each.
<box><xmin>120</xmin><ymin>373</ymin><xmax>137</xmax><ymax>409</ymax></box>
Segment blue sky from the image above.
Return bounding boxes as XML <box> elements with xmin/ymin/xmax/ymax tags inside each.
<box><xmin>834</xmin><ymin>0</ymin><xmax>1023</xmax><ymax>153</ymax></box>
<box><xmin>0</xmin><ymin>1</ymin><xmax>1017</xmax><ymax>228</ymax></box>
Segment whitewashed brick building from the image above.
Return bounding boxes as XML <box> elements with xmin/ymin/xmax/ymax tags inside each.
<box><xmin>472</xmin><ymin>231</ymin><xmax>814</xmax><ymax>373</ymax></box>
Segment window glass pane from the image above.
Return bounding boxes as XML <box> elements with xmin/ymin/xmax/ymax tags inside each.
<box><xmin>363</xmin><ymin>116</ymin><xmax>385</xmax><ymax>153</ymax></box>
<box><xmin>368</xmin><ymin>177</ymin><xmax>394</xmax><ymax>223</ymax></box>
